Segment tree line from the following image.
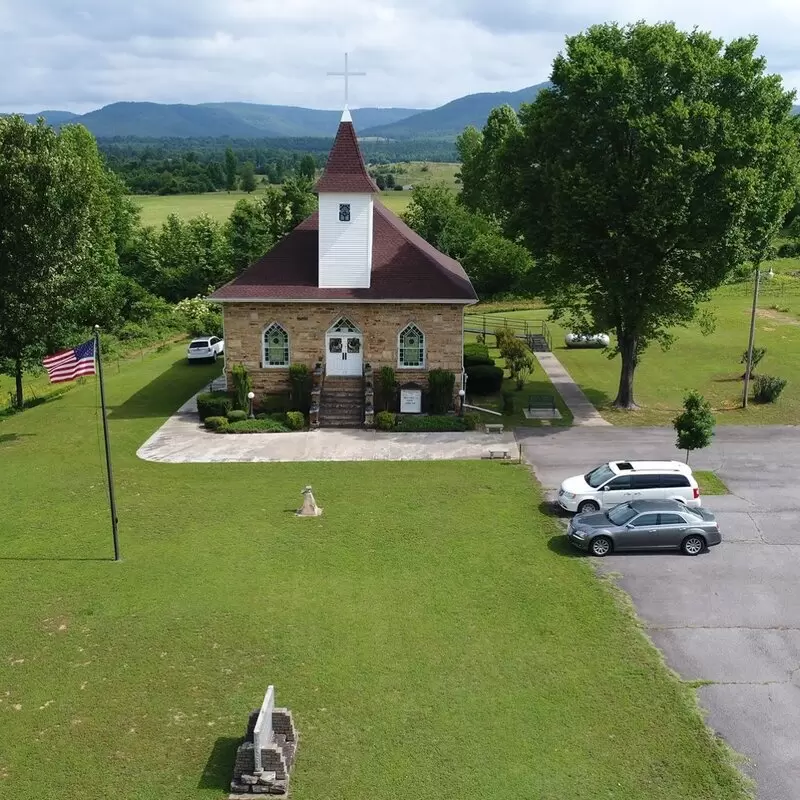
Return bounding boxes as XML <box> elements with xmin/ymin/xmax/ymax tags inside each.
<box><xmin>99</xmin><ymin>136</ymin><xmax>458</xmax><ymax>194</ymax></box>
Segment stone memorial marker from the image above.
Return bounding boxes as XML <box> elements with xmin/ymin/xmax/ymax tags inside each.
<box><xmin>230</xmin><ymin>686</ymin><xmax>298</xmax><ymax>797</ymax></box>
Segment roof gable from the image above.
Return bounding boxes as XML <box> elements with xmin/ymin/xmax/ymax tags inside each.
<box><xmin>209</xmin><ymin>200</ymin><xmax>477</xmax><ymax>303</ymax></box>
<box><xmin>314</xmin><ymin>118</ymin><xmax>379</xmax><ymax>194</ymax></box>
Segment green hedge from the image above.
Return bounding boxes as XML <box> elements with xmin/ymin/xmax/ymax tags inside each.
<box><xmin>375</xmin><ymin>410</ymin><xmax>396</xmax><ymax>430</ymax></box>
<box><xmin>286</xmin><ymin>411</ymin><xmax>305</xmax><ymax>430</ymax></box>
<box><xmin>465</xmin><ymin>365</ymin><xmax>504</xmax><ymax>395</ymax></box>
<box><xmin>222</xmin><ymin>418</ymin><xmax>290</xmax><ymax>433</ymax></box>
<box><xmin>394</xmin><ymin>415</ymin><xmax>468</xmax><ymax>432</ymax></box>
<box><xmin>428</xmin><ymin>368</ymin><xmax>455</xmax><ymax>414</ymax></box>
<box><xmin>204</xmin><ymin>415</ymin><xmax>229</xmax><ymax>431</ymax></box>
<box><xmin>753</xmin><ymin>375</ymin><xmax>787</xmax><ymax>403</ymax></box>
<box><xmin>197</xmin><ymin>392</ymin><xmax>233</xmax><ymax>421</ymax></box>
<box><xmin>464</xmin><ymin>341</ymin><xmax>495</xmax><ymax>368</ymax></box>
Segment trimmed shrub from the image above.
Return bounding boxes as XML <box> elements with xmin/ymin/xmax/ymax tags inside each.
<box><xmin>227</xmin><ymin>409</ymin><xmax>247</xmax><ymax>422</ymax></box>
<box><xmin>375</xmin><ymin>410</ymin><xmax>396</xmax><ymax>430</ymax></box>
<box><xmin>466</xmin><ymin>364</ymin><xmax>504</xmax><ymax>395</ymax></box>
<box><xmin>394</xmin><ymin>415</ymin><xmax>468</xmax><ymax>432</ymax></box>
<box><xmin>464</xmin><ymin>412</ymin><xmax>480</xmax><ymax>431</ymax></box>
<box><xmin>204</xmin><ymin>415</ymin><xmax>229</xmax><ymax>431</ymax></box>
<box><xmin>197</xmin><ymin>391</ymin><xmax>233</xmax><ymax>421</ymax></box>
<box><xmin>427</xmin><ymin>368</ymin><xmax>455</xmax><ymax>414</ymax></box>
<box><xmin>289</xmin><ymin>364</ymin><xmax>312</xmax><ymax>413</ymax></box>
<box><xmin>376</xmin><ymin>366</ymin><xmax>397</xmax><ymax>411</ymax></box>
<box><xmin>224</xmin><ymin>418</ymin><xmax>290</xmax><ymax>433</ymax></box>
<box><xmin>464</xmin><ymin>341</ymin><xmax>490</xmax><ymax>360</ymax></box>
<box><xmin>753</xmin><ymin>375</ymin><xmax>787</xmax><ymax>403</ymax></box>
<box><xmin>464</xmin><ymin>342</ymin><xmax>495</xmax><ymax>368</ymax></box>
<box><xmin>502</xmin><ymin>390</ymin><xmax>515</xmax><ymax>415</ymax></box>
<box><xmin>231</xmin><ymin>364</ymin><xmax>252</xmax><ymax>411</ymax></box>
<box><xmin>257</xmin><ymin>393</ymin><xmax>289</xmax><ymax>414</ymax></box>
<box><xmin>286</xmin><ymin>410</ymin><xmax>305</xmax><ymax>430</ymax></box>
<box><xmin>494</xmin><ymin>327</ymin><xmax>515</xmax><ymax>354</ymax></box>
<box><xmin>777</xmin><ymin>242</ymin><xmax>800</xmax><ymax>258</ymax></box>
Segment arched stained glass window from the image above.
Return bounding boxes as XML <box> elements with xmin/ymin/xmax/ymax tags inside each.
<box><xmin>263</xmin><ymin>323</ymin><xmax>289</xmax><ymax>367</ymax></box>
<box><xmin>398</xmin><ymin>324</ymin><xmax>425</xmax><ymax>368</ymax></box>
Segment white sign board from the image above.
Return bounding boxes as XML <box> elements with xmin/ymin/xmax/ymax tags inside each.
<box><xmin>253</xmin><ymin>685</ymin><xmax>275</xmax><ymax>771</ymax></box>
<box><xmin>400</xmin><ymin>388</ymin><xmax>422</xmax><ymax>414</ymax></box>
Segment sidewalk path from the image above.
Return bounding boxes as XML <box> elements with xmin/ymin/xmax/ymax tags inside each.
<box><xmin>137</xmin><ymin>393</ymin><xmax>516</xmax><ymax>463</ymax></box>
<box><xmin>534</xmin><ymin>351</ymin><xmax>611</xmax><ymax>426</ymax></box>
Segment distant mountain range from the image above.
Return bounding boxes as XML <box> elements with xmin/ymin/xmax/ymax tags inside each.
<box><xmin>5</xmin><ymin>85</ymin><xmax>549</xmax><ymax>140</ymax></box>
<box><xmin>7</xmin><ymin>83</ymin><xmax>795</xmax><ymax>141</ymax></box>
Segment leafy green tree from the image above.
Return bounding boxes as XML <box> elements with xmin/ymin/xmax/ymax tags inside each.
<box><xmin>0</xmin><ymin>117</ymin><xmax>122</xmax><ymax>406</ymax></box>
<box><xmin>497</xmin><ymin>22</ymin><xmax>800</xmax><ymax>408</ymax></box>
<box><xmin>239</xmin><ymin>161</ymin><xmax>257</xmax><ymax>193</ymax></box>
<box><xmin>456</xmin><ymin>105</ymin><xmax>521</xmax><ymax>221</ymax></box>
<box><xmin>224</xmin><ymin>146</ymin><xmax>238</xmax><ymax>192</ymax></box>
<box><xmin>226</xmin><ymin>199</ymin><xmax>273</xmax><ymax>273</ymax></box>
<box><xmin>402</xmin><ymin>183</ymin><xmax>459</xmax><ymax>245</ymax></box>
<box><xmin>259</xmin><ymin>176</ymin><xmax>316</xmax><ymax>241</ymax></box>
<box><xmin>673</xmin><ymin>391</ymin><xmax>716</xmax><ymax>463</ymax></box>
<box><xmin>298</xmin><ymin>154</ymin><xmax>317</xmax><ymax>182</ymax></box>
<box><xmin>374</xmin><ymin>173</ymin><xmax>386</xmax><ymax>190</ymax></box>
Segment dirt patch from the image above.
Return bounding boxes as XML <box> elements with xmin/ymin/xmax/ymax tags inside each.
<box><xmin>756</xmin><ymin>308</ymin><xmax>800</xmax><ymax>326</ymax></box>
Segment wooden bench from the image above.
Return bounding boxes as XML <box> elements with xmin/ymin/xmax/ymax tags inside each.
<box><xmin>484</xmin><ymin>423</ymin><xmax>505</xmax><ymax>433</ymax></box>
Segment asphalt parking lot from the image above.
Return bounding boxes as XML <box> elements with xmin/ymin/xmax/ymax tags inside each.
<box><xmin>518</xmin><ymin>425</ymin><xmax>800</xmax><ymax>800</ymax></box>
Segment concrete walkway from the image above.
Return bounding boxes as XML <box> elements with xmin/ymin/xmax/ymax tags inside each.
<box><xmin>137</xmin><ymin>393</ymin><xmax>517</xmax><ymax>463</ymax></box>
<box><xmin>534</xmin><ymin>351</ymin><xmax>611</xmax><ymax>426</ymax></box>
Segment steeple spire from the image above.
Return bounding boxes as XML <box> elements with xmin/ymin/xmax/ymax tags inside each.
<box><xmin>315</xmin><ymin>115</ymin><xmax>378</xmax><ymax>193</ymax></box>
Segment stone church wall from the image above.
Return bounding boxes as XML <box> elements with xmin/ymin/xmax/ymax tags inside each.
<box><xmin>221</xmin><ymin>302</ymin><xmax>466</xmax><ymax>395</ymax></box>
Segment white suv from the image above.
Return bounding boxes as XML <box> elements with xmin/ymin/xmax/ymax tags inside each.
<box><xmin>558</xmin><ymin>460</ymin><xmax>700</xmax><ymax>514</ymax></box>
<box><xmin>187</xmin><ymin>336</ymin><xmax>224</xmax><ymax>362</ymax></box>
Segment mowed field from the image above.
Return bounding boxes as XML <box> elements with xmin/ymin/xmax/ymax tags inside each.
<box><xmin>473</xmin><ymin>256</ymin><xmax>800</xmax><ymax>425</ymax></box>
<box><xmin>131</xmin><ymin>162</ymin><xmax>459</xmax><ymax>227</ymax></box>
<box><xmin>0</xmin><ymin>345</ymin><xmax>749</xmax><ymax>799</ymax></box>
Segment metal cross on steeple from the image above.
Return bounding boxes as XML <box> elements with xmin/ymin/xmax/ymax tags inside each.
<box><xmin>327</xmin><ymin>52</ymin><xmax>366</xmax><ymax>107</ymax></box>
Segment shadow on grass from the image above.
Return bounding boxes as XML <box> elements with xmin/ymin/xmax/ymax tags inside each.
<box><xmin>109</xmin><ymin>359</ymin><xmax>220</xmax><ymax>419</ymax></box>
<box><xmin>0</xmin><ymin>433</ymin><xmax>35</xmax><ymax>445</ymax></box>
<box><xmin>547</xmin><ymin>534</ymin><xmax>583</xmax><ymax>558</ymax></box>
<box><xmin>0</xmin><ymin>555</ymin><xmax>109</xmax><ymax>562</ymax></box>
<box><xmin>198</xmin><ymin>736</ymin><xmax>241</xmax><ymax>791</ymax></box>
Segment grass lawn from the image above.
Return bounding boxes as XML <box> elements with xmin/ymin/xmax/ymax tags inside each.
<box><xmin>0</xmin><ymin>346</ymin><xmax>749</xmax><ymax>799</ymax></box>
<box><xmin>464</xmin><ymin>334</ymin><xmax>573</xmax><ymax>427</ymax></box>
<box><xmin>475</xmin><ymin>258</ymin><xmax>800</xmax><ymax>426</ymax></box>
<box><xmin>694</xmin><ymin>470</ymin><xmax>730</xmax><ymax>495</ymax></box>
<box><xmin>131</xmin><ymin>191</ymin><xmax>410</xmax><ymax>228</ymax></box>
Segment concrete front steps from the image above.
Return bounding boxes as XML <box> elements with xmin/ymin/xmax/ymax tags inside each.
<box><xmin>319</xmin><ymin>376</ymin><xmax>364</xmax><ymax>428</ymax></box>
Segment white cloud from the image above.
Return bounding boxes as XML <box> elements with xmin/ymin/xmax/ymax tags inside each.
<box><xmin>0</xmin><ymin>0</ymin><xmax>798</xmax><ymax>113</ymax></box>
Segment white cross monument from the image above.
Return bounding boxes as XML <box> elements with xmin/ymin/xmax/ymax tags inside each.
<box><xmin>327</xmin><ymin>52</ymin><xmax>366</xmax><ymax>107</ymax></box>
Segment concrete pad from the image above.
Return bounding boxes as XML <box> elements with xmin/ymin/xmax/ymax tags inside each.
<box><xmin>523</xmin><ymin>407</ymin><xmax>562</xmax><ymax>419</ymax></box>
<box><xmin>699</xmin><ymin>683</ymin><xmax>800</xmax><ymax>800</ymax></box>
<box><xmin>137</xmin><ymin>392</ymin><xmax>517</xmax><ymax>463</ymax></box>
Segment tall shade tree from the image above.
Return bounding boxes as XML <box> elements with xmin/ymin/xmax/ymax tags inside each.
<box><xmin>499</xmin><ymin>23</ymin><xmax>799</xmax><ymax>408</ymax></box>
<box><xmin>224</xmin><ymin>147</ymin><xmax>238</xmax><ymax>192</ymax></box>
<box><xmin>239</xmin><ymin>161</ymin><xmax>257</xmax><ymax>193</ymax></box>
<box><xmin>456</xmin><ymin>104</ymin><xmax>521</xmax><ymax>222</ymax></box>
<box><xmin>0</xmin><ymin>118</ymin><xmax>122</xmax><ymax>406</ymax></box>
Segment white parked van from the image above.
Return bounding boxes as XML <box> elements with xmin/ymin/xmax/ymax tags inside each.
<box><xmin>558</xmin><ymin>460</ymin><xmax>700</xmax><ymax>514</ymax></box>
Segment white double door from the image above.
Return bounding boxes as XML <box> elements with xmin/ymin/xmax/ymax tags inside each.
<box><xmin>326</xmin><ymin>333</ymin><xmax>363</xmax><ymax>376</ymax></box>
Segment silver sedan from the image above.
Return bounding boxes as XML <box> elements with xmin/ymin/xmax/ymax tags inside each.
<box><xmin>567</xmin><ymin>499</ymin><xmax>722</xmax><ymax>557</ymax></box>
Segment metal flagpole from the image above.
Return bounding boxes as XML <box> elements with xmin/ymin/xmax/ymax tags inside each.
<box><xmin>94</xmin><ymin>325</ymin><xmax>121</xmax><ymax>561</ymax></box>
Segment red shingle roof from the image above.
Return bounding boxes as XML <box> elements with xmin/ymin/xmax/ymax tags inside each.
<box><xmin>314</xmin><ymin>120</ymin><xmax>379</xmax><ymax>193</ymax></box>
<box><xmin>210</xmin><ymin>201</ymin><xmax>477</xmax><ymax>302</ymax></box>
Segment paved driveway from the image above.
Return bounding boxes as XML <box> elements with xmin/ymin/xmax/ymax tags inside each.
<box><xmin>517</xmin><ymin>425</ymin><xmax>800</xmax><ymax>800</ymax></box>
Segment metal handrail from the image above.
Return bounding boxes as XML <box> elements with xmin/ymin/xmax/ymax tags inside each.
<box><xmin>464</xmin><ymin>313</ymin><xmax>549</xmax><ymax>340</ymax></box>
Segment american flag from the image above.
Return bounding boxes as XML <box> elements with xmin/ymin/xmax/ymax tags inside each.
<box><xmin>43</xmin><ymin>339</ymin><xmax>97</xmax><ymax>383</ymax></box>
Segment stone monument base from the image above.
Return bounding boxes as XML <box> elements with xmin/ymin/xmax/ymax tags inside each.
<box><xmin>229</xmin><ymin>707</ymin><xmax>298</xmax><ymax>798</ymax></box>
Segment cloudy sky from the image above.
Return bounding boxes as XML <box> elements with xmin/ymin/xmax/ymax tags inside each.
<box><xmin>1</xmin><ymin>0</ymin><xmax>799</xmax><ymax>113</ymax></box>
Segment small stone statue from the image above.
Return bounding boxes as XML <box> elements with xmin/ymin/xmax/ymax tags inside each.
<box><xmin>296</xmin><ymin>485</ymin><xmax>322</xmax><ymax>517</ymax></box>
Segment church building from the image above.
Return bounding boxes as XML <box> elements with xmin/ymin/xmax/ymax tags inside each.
<box><xmin>210</xmin><ymin>108</ymin><xmax>478</xmax><ymax>426</ymax></box>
